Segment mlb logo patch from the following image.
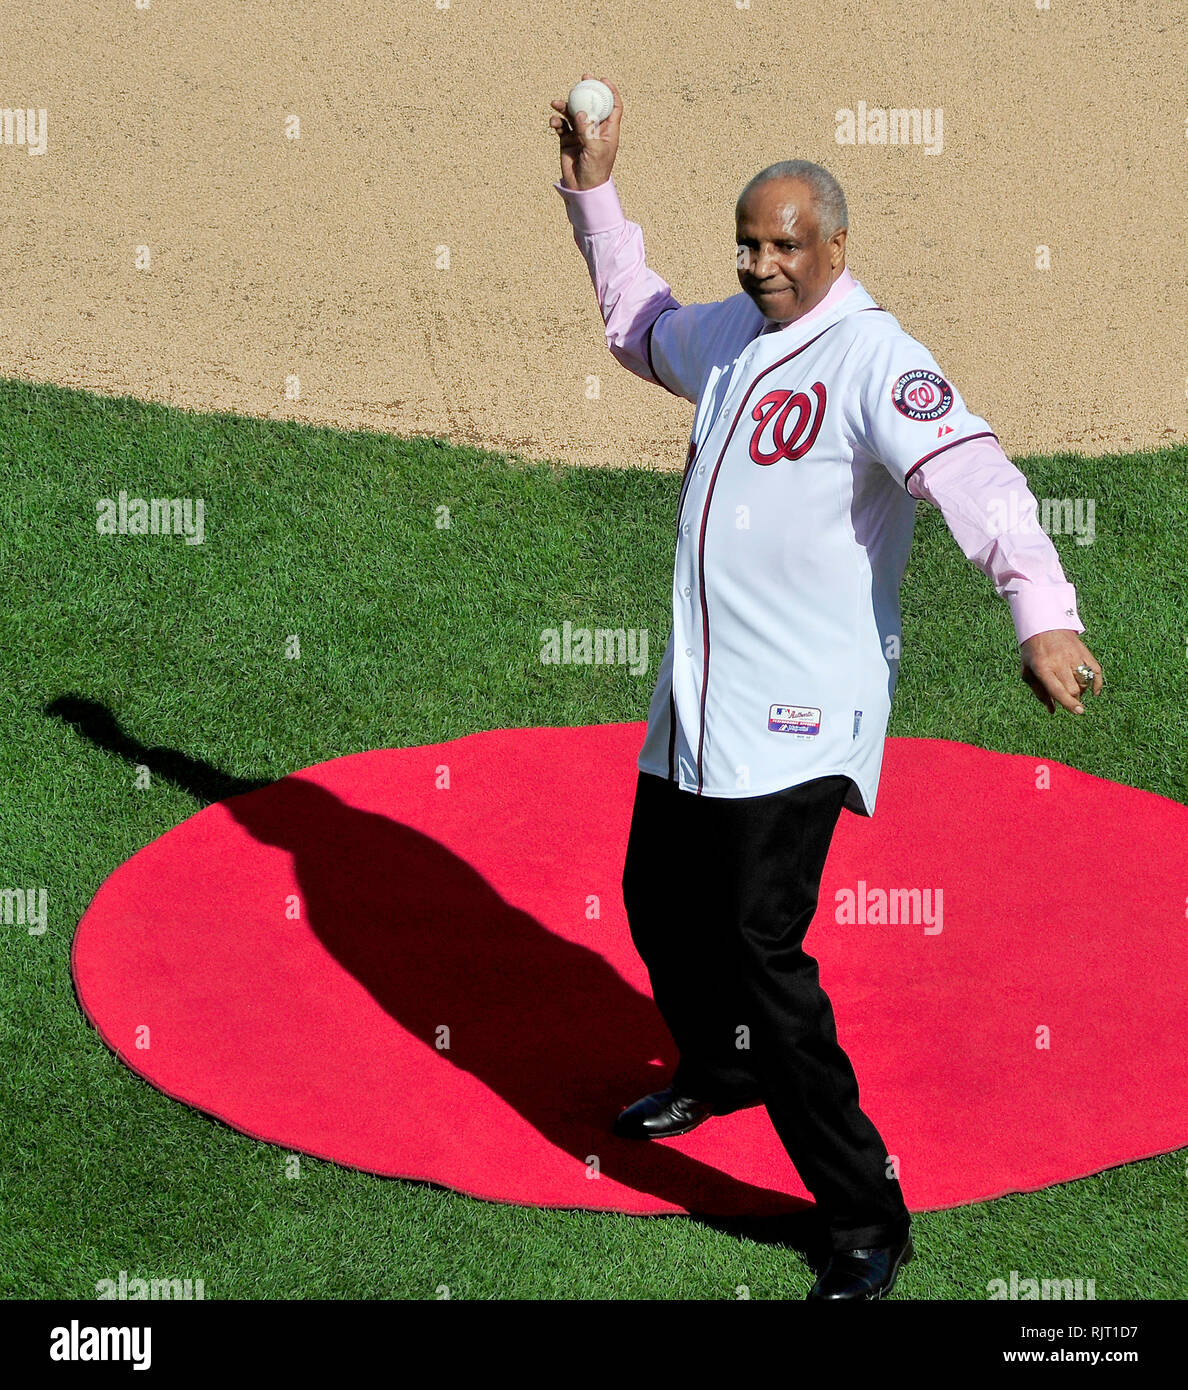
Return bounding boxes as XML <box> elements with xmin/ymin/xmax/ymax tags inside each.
<box><xmin>768</xmin><ymin>704</ymin><xmax>821</xmax><ymax>737</ymax></box>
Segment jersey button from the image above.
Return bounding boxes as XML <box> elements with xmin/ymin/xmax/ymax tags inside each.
<box><xmin>684</xmin><ymin>647</ymin><xmax>693</xmax><ymax>657</ymax></box>
<box><xmin>682</xmin><ymin>586</ymin><xmax>691</xmax><ymax>597</ymax></box>
<box><xmin>682</xmin><ymin>524</ymin><xmax>690</xmax><ymax>535</ymax></box>
<box><xmin>697</xmin><ymin>465</ymin><xmax>705</xmax><ymax>475</ymax></box>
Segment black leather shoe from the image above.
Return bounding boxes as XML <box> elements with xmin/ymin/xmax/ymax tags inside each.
<box><xmin>806</xmin><ymin>1234</ymin><xmax>914</xmax><ymax>1300</ymax></box>
<box><xmin>612</xmin><ymin>1086</ymin><xmax>761</xmax><ymax>1139</ymax></box>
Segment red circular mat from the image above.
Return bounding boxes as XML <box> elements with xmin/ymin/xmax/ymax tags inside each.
<box><xmin>72</xmin><ymin>724</ymin><xmax>1188</xmax><ymax>1217</ymax></box>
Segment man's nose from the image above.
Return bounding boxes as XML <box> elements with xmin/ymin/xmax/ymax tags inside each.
<box><xmin>750</xmin><ymin>247</ymin><xmax>777</xmax><ymax>278</ymax></box>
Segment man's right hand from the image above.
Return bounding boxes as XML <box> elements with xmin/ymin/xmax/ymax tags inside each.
<box><xmin>548</xmin><ymin>73</ymin><xmax>621</xmax><ymax>190</ymax></box>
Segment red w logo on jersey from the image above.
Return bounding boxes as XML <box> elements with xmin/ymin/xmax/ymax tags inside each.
<box><xmin>748</xmin><ymin>382</ymin><xmax>827</xmax><ymax>465</ymax></box>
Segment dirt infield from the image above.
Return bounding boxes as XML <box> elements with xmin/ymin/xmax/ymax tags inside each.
<box><xmin>0</xmin><ymin>1</ymin><xmax>1183</xmax><ymax>469</ymax></box>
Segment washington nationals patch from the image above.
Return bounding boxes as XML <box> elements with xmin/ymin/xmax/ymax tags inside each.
<box><xmin>891</xmin><ymin>369</ymin><xmax>953</xmax><ymax>421</ymax></box>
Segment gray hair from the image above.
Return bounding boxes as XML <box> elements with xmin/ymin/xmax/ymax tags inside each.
<box><xmin>736</xmin><ymin>160</ymin><xmax>849</xmax><ymax>240</ymax></box>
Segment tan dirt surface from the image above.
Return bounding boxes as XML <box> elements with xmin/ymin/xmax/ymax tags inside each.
<box><xmin>0</xmin><ymin>1</ymin><xmax>1183</xmax><ymax>470</ymax></box>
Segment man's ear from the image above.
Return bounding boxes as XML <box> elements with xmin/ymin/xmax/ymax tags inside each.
<box><xmin>830</xmin><ymin>228</ymin><xmax>847</xmax><ymax>269</ymax></box>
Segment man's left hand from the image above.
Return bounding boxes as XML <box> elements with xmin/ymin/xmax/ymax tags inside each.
<box><xmin>1019</xmin><ymin>629</ymin><xmax>1103</xmax><ymax>715</ymax></box>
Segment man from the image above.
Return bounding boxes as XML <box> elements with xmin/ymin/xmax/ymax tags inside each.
<box><xmin>549</xmin><ymin>76</ymin><xmax>1103</xmax><ymax>1300</ymax></box>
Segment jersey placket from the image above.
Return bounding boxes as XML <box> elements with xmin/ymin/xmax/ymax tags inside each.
<box><xmin>676</xmin><ymin>323</ymin><xmax>846</xmax><ymax>793</ymax></box>
<box><xmin>670</xmin><ymin>443</ymin><xmax>711</xmax><ymax>786</ymax></box>
<box><xmin>669</xmin><ymin>336</ymin><xmax>771</xmax><ymax>787</ymax></box>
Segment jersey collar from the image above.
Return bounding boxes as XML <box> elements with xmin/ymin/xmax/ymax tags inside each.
<box><xmin>750</xmin><ymin>267</ymin><xmax>875</xmax><ymax>351</ymax></box>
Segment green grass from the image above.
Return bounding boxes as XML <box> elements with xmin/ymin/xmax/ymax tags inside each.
<box><xmin>1</xmin><ymin>376</ymin><xmax>1185</xmax><ymax>1300</ymax></box>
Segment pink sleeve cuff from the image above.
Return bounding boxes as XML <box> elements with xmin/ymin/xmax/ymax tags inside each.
<box><xmin>1008</xmin><ymin>582</ymin><xmax>1084</xmax><ymax>646</ymax></box>
<box><xmin>552</xmin><ymin>177</ymin><xmax>626</xmax><ymax>235</ymax></box>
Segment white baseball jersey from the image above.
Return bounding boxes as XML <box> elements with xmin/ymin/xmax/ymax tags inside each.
<box><xmin>636</xmin><ymin>279</ymin><xmax>997</xmax><ymax>816</ymax></box>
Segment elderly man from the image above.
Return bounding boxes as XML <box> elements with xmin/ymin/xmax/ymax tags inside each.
<box><xmin>549</xmin><ymin>76</ymin><xmax>1102</xmax><ymax>1300</ymax></box>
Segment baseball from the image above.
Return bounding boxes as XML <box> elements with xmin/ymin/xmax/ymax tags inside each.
<box><xmin>567</xmin><ymin>79</ymin><xmax>614</xmax><ymax>127</ymax></box>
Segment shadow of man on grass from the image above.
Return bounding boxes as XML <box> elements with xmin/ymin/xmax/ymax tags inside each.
<box><xmin>48</xmin><ymin>694</ymin><xmax>826</xmax><ymax>1268</ymax></box>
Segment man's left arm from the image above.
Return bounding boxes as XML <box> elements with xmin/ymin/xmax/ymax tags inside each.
<box><xmin>907</xmin><ymin>436</ymin><xmax>1103</xmax><ymax>715</ymax></box>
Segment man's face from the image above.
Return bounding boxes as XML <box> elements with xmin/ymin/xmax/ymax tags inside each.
<box><xmin>736</xmin><ymin>178</ymin><xmax>847</xmax><ymax>324</ymax></box>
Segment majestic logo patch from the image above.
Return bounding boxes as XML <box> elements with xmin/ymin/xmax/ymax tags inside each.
<box><xmin>768</xmin><ymin>704</ymin><xmax>821</xmax><ymax>737</ymax></box>
<box><xmin>891</xmin><ymin>369</ymin><xmax>953</xmax><ymax>421</ymax></box>
<box><xmin>749</xmin><ymin>383</ymin><xmax>827</xmax><ymax>464</ymax></box>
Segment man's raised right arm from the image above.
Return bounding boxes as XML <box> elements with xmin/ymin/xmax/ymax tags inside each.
<box><xmin>552</xmin><ymin>176</ymin><xmax>689</xmax><ymax>399</ymax></box>
<box><xmin>548</xmin><ymin>77</ymin><xmax>707</xmax><ymax>403</ymax></box>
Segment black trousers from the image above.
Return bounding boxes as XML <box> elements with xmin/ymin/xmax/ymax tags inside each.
<box><xmin>621</xmin><ymin>769</ymin><xmax>911</xmax><ymax>1252</ymax></box>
